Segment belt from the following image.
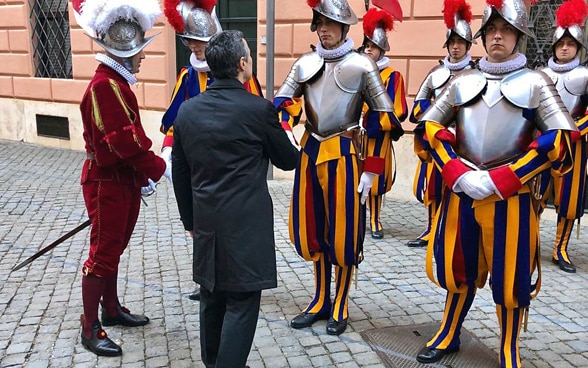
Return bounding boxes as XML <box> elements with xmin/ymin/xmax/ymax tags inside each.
<box><xmin>86</xmin><ymin>152</ymin><xmax>96</xmax><ymax>160</ymax></box>
<box><xmin>307</xmin><ymin>126</ymin><xmax>358</xmax><ymax>142</ymax></box>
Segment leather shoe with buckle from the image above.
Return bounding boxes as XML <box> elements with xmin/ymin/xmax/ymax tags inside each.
<box><xmin>102</xmin><ymin>304</ymin><xmax>149</xmax><ymax>327</ymax></box>
<box><xmin>371</xmin><ymin>230</ymin><xmax>384</xmax><ymax>239</ymax></box>
<box><xmin>552</xmin><ymin>257</ymin><xmax>576</xmax><ymax>273</ymax></box>
<box><xmin>407</xmin><ymin>238</ymin><xmax>427</xmax><ymax>247</ymax></box>
<box><xmin>189</xmin><ymin>289</ymin><xmax>201</xmax><ymax>301</ymax></box>
<box><xmin>326</xmin><ymin>318</ymin><xmax>347</xmax><ymax>335</ymax></box>
<box><xmin>290</xmin><ymin>312</ymin><xmax>329</xmax><ymax>329</ymax></box>
<box><xmin>416</xmin><ymin>346</ymin><xmax>459</xmax><ymax>363</ymax></box>
<box><xmin>81</xmin><ymin>316</ymin><xmax>122</xmax><ymax>356</ymax></box>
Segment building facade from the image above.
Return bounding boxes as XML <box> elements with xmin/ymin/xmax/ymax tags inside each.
<box><xmin>0</xmin><ymin>0</ymin><xmax>543</xmax><ymax>197</ymax></box>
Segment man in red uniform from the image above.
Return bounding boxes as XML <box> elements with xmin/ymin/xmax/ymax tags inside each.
<box><xmin>77</xmin><ymin>0</ymin><xmax>170</xmax><ymax>356</ymax></box>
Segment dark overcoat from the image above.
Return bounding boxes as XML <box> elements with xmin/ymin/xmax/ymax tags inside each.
<box><xmin>172</xmin><ymin>78</ymin><xmax>299</xmax><ymax>292</ymax></box>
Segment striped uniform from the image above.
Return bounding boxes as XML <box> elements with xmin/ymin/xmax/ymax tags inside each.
<box><xmin>274</xmin><ymin>79</ymin><xmax>403</xmax><ymax>323</ymax></box>
<box><xmin>363</xmin><ymin>65</ymin><xmax>408</xmax><ymax>234</ymax></box>
<box><xmin>538</xmin><ymin>64</ymin><xmax>588</xmax><ymax>268</ymax></box>
<box><xmin>409</xmin><ymin>61</ymin><xmax>473</xmax><ymax>242</ymax></box>
<box><xmin>420</xmin><ymin>66</ymin><xmax>578</xmax><ymax>368</ymax></box>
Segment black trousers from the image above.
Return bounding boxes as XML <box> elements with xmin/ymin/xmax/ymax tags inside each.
<box><xmin>200</xmin><ymin>288</ymin><xmax>262</xmax><ymax>368</ymax></box>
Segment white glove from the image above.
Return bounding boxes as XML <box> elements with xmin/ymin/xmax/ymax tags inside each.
<box><xmin>163</xmin><ymin>161</ymin><xmax>172</xmax><ymax>183</ymax></box>
<box><xmin>357</xmin><ymin>172</ymin><xmax>376</xmax><ymax>205</ymax></box>
<box><xmin>141</xmin><ymin>178</ymin><xmax>157</xmax><ymax>196</ymax></box>
<box><xmin>161</xmin><ymin>146</ymin><xmax>172</xmax><ymax>183</ymax></box>
<box><xmin>452</xmin><ymin>171</ymin><xmax>494</xmax><ymax>200</ymax></box>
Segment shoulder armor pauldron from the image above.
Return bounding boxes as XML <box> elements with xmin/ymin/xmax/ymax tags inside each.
<box><xmin>539</xmin><ymin>67</ymin><xmax>558</xmax><ymax>85</ymax></box>
<box><xmin>334</xmin><ymin>52</ymin><xmax>374</xmax><ymax>93</ymax></box>
<box><xmin>294</xmin><ymin>52</ymin><xmax>324</xmax><ymax>83</ymax></box>
<box><xmin>564</xmin><ymin>66</ymin><xmax>588</xmax><ymax>96</ymax></box>
<box><xmin>449</xmin><ymin>69</ymin><xmax>487</xmax><ymax>105</ymax></box>
<box><xmin>501</xmin><ymin>69</ymin><xmax>549</xmax><ymax>109</ymax></box>
<box><xmin>429</xmin><ymin>64</ymin><xmax>452</xmax><ymax>90</ymax></box>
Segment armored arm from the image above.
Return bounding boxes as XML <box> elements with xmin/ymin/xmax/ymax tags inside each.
<box><xmin>274</xmin><ymin>53</ymin><xmax>321</xmax><ymax>129</ymax></box>
<box><xmin>489</xmin><ymin>71</ymin><xmax>578</xmax><ymax>199</ymax></box>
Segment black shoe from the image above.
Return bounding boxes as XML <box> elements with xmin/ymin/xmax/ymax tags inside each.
<box><xmin>326</xmin><ymin>318</ymin><xmax>347</xmax><ymax>335</ymax></box>
<box><xmin>553</xmin><ymin>257</ymin><xmax>576</xmax><ymax>273</ymax></box>
<box><xmin>189</xmin><ymin>290</ymin><xmax>201</xmax><ymax>301</ymax></box>
<box><xmin>407</xmin><ymin>238</ymin><xmax>427</xmax><ymax>247</ymax></box>
<box><xmin>371</xmin><ymin>230</ymin><xmax>384</xmax><ymax>239</ymax></box>
<box><xmin>416</xmin><ymin>346</ymin><xmax>459</xmax><ymax>363</ymax></box>
<box><xmin>102</xmin><ymin>304</ymin><xmax>149</xmax><ymax>327</ymax></box>
<box><xmin>81</xmin><ymin>316</ymin><xmax>122</xmax><ymax>357</ymax></box>
<box><xmin>290</xmin><ymin>312</ymin><xmax>329</xmax><ymax>329</ymax></box>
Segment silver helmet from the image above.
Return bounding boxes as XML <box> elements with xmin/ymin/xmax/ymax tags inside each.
<box><xmin>309</xmin><ymin>0</ymin><xmax>358</xmax><ymax>32</ymax></box>
<box><xmin>474</xmin><ymin>0</ymin><xmax>535</xmax><ymax>40</ymax></box>
<box><xmin>552</xmin><ymin>0</ymin><xmax>588</xmax><ymax>50</ymax></box>
<box><xmin>80</xmin><ymin>0</ymin><xmax>161</xmax><ymax>58</ymax></box>
<box><xmin>164</xmin><ymin>0</ymin><xmax>221</xmax><ymax>43</ymax></box>
<box><xmin>442</xmin><ymin>0</ymin><xmax>476</xmax><ymax>47</ymax></box>
<box><xmin>92</xmin><ymin>19</ymin><xmax>157</xmax><ymax>58</ymax></box>
<box><xmin>362</xmin><ymin>8</ymin><xmax>394</xmax><ymax>52</ymax></box>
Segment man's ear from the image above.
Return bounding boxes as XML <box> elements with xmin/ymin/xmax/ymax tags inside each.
<box><xmin>238</xmin><ymin>56</ymin><xmax>246</xmax><ymax>72</ymax></box>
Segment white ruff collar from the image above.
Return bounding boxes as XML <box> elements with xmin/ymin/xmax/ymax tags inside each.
<box><xmin>479</xmin><ymin>53</ymin><xmax>527</xmax><ymax>75</ymax></box>
<box><xmin>548</xmin><ymin>56</ymin><xmax>580</xmax><ymax>73</ymax></box>
<box><xmin>190</xmin><ymin>54</ymin><xmax>210</xmax><ymax>72</ymax></box>
<box><xmin>316</xmin><ymin>38</ymin><xmax>354</xmax><ymax>59</ymax></box>
<box><xmin>95</xmin><ymin>53</ymin><xmax>137</xmax><ymax>85</ymax></box>
<box><xmin>443</xmin><ymin>54</ymin><xmax>471</xmax><ymax>71</ymax></box>
<box><xmin>376</xmin><ymin>56</ymin><xmax>390</xmax><ymax>70</ymax></box>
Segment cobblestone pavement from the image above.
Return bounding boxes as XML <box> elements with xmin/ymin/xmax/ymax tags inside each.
<box><xmin>0</xmin><ymin>140</ymin><xmax>587</xmax><ymax>368</ymax></box>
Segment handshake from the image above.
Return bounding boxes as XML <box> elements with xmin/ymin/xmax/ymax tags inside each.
<box><xmin>453</xmin><ymin>170</ymin><xmax>499</xmax><ymax>200</ymax></box>
<box><xmin>141</xmin><ymin>147</ymin><xmax>173</xmax><ymax>196</ymax></box>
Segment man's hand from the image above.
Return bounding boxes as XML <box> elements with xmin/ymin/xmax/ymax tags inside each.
<box><xmin>141</xmin><ymin>178</ymin><xmax>157</xmax><ymax>196</ymax></box>
<box><xmin>357</xmin><ymin>172</ymin><xmax>376</xmax><ymax>205</ymax></box>
<box><xmin>453</xmin><ymin>171</ymin><xmax>494</xmax><ymax>200</ymax></box>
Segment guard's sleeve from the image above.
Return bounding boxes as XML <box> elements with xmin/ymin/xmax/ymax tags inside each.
<box><xmin>489</xmin><ymin>128</ymin><xmax>574</xmax><ymax>199</ymax></box>
<box><xmin>161</xmin><ymin>68</ymin><xmax>189</xmax><ymax>148</ymax></box>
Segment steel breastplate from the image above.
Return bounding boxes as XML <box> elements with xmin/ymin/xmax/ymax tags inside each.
<box><xmin>304</xmin><ymin>60</ymin><xmax>363</xmax><ymax>138</ymax></box>
<box><xmin>455</xmin><ymin>77</ymin><xmax>535</xmax><ymax>169</ymax></box>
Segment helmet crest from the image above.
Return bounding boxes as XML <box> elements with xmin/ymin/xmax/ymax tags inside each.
<box><xmin>363</xmin><ymin>8</ymin><xmax>394</xmax><ymax>38</ymax></box>
<box><xmin>556</xmin><ymin>0</ymin><xmax>588</xmax><ymax>28</ymax></box>
<box><xmin>443</xmin><ymin>0</ymin><xmax>472</xmax><ymax>30</ymax></box>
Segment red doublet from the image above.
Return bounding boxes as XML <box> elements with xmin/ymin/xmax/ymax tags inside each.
<box><xmin>80</xmin><ymin>63</ymin><xmax>166</xmax><ymax>277</ymax></box>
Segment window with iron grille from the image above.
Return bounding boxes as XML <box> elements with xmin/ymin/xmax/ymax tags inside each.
<box><xmin>525</xmin><ymin>1</ymin><xmax>565</xmax><ymax>68</ymax></box>
<box><xmin>29</xmin><ymin>0</ymin><xmax>72</xmax><ymax>79</ymax></box>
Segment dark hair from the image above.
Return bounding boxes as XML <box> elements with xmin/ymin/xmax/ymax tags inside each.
<box><xmin>205</xmin><ymin>30</ymin><xmax>248</xmax><ymax>79</ymax></box>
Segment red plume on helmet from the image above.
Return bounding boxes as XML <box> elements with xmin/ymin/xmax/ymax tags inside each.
<box><xmin>443</xmin><ymin>0</ymin><xmax>472</xmax><ymax>30</ymax></box>
<box><xmin>164</xmin><ymin>0</ymin><xmax>217</xmax><ymax>34</ymax></box>
<box><xmin>556</xmin><ymin>0</ymin><xmax>588</xmax><ymax>28</ymax></box>
<box><xmin>486</xmin><ymin>0</ymin><xmax>503</xmax><ymax>7</ymax></box>
<box><xmin>307</xmin><ymin>0</ymin><xmax>321</xmax><ymax>8</ymax></box>
<box><xmin>363</xmin><ymin>8</ymin><xmax>394</xmax><ymax>38</ymax></box>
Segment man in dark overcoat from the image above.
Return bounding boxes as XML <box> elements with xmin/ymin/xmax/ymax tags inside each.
<box><xmin>171</xmin><ymin>30</ymin><xmax>299</xmax><ymax>368</ymax></box>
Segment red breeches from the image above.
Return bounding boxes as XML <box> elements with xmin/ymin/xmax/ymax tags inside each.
<box><xmin>82</xmin><ymin>181</ymin><xmax>141</xmax><ymax>277</ymax></box>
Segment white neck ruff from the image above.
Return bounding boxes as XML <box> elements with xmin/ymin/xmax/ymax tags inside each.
<box><xmin>95</xmin><ymin>53</ymin><xmax>137</xmax><ymax>85</ymax></box>
<box><xmin>316</xmin><ymin>38</ymin><xmax>354</xmax><ymax>59</ymax></box>
<box><xmin>548</xmin><ymin>56</ymin><xmax>580</xmax><ymax>73</ymax></box>
<box><xmin>376</xmin><ymin>56</ymin><xmax>390</xmax><ymax>70</ymax></box>
<box><xmin>190</xmin><ymin>54</ymin><xmax>210</xmax><ymax>72</ymax></box>
<box><xmin>443</xmin><ymin>54</ymin><xmax>471</xmax><ymax>71</ymax></box>
<box><xmin>479</xmin><ymin>53</ymin><xmax>527</xmax><ymax>75</ymax></box>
